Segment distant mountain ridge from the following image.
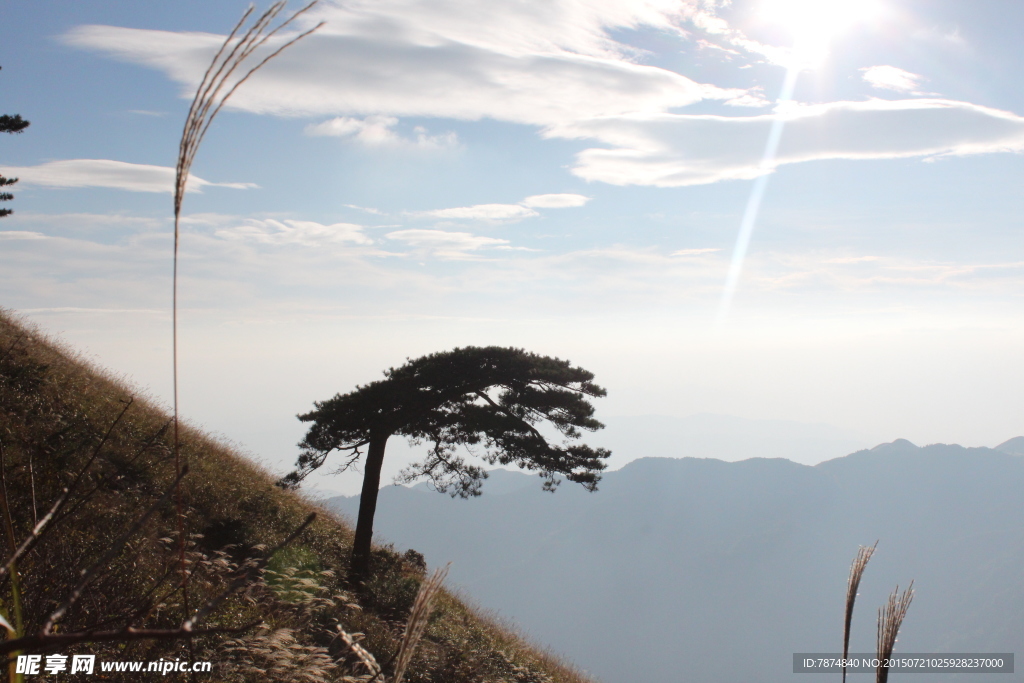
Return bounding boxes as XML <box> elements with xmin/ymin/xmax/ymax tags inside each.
<box><xmin>994</xmin><ymin>435</ymin><xmax>1024</xmax><ymax>455</ymax></box>
<box><xmin>589</xmin><ymin>413</ymin><xmax>876</xmax><ymax>468</ymax></box>
<box><xmin>330</xmin><ymin>439</ymin><xmax>1024</xmax><ymax>683</ymax></box>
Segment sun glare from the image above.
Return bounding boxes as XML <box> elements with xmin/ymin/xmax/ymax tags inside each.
<box><xmin>760</xmin><ymin>0</ymin><xmax>884</xmax><ymax>66</ymax></box>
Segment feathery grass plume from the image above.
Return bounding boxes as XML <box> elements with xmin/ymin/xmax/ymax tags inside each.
<box><xmin>336</xmin><ymin>628</ymin><xmax>383</xmax><ymax>680</ymax></box>
<box><xmin>392</xmin><ymin>563</ymin><xmax>451</xmax><ymax>683</ymax></box>
<box><xmin>875</xmin><ymin>582</ymin><xmax>914</xmax><ymax>683</ymax></box>
<box><xmin>843</xmin><ymin>541</ymin><xmax>878</xmax><ymax>683</ymax></box>
<box><xmin>170</xmin><ymin>0</ymin><xmax>322</xmax><ymax>615</ymax></box>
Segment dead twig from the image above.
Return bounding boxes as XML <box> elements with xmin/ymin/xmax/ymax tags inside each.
<box><xmin>0</xmin><ymin>487</ymin><xmax>69</xmax><ymax>584</ymax></box>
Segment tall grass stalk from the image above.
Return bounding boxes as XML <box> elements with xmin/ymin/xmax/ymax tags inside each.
<box><xmin>842</xmin><ymin>541</ymin><xmax>877</xmax><ymax>683</ymax></box>
<box><xmin>392</xmin><ymin>564</ymin><xmax>451</xmax><ymax>683</ymax></box>
<box><xmin>0</xmin><ymin>443</ymin><xmax>23</xmax><ymax>683</ymax></box>
<box><xmin>875</xmin><ymin>582</ymin><xmax>914</xmax><ymax>683</ymax></box>
<box><xmin>169</xmin><ymin>0</ymin><xmax>322</xmax><ymax>617</ymax></box>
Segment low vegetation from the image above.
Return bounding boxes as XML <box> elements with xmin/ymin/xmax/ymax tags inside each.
<box><xmin>0</xmin><ymin>309</ymin><xmax>594</xmax><ymax>683</ymax></box>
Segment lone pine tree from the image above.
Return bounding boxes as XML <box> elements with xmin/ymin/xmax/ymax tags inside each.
<box><xmin>281</xmin><ymin>346</ymin><xmax>611</xmax><ymax>580</ymax></box>
<box><xmin>1</xmin><ymin>66</ymin><xmax>30</xmax><ymax>218</ymax></box>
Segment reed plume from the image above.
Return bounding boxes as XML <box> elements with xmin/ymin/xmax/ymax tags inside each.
<box><xmin>392</xmin><ymin>564</ymin><xmax>451</xmax><ymax>683</ymax></box>
<box><xmin>875</xmin><ymin>582</ymin><xmax>914</xmax><ymax>683</ymax></box>
<box><xmin>169</xmin><ymin>0</ymin><xmax>322</xmax><ymax>617</ymax></box>
<box><xmin>843</xmin><ymin>541</ymin><xmax>877</xmax><ymax>683</ymax></box>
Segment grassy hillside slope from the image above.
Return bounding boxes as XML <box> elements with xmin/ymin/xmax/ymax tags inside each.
<box><xmin>0</xmin><ymin>309</ymin><xmax>590</xmax><ymax>683</ymax></box>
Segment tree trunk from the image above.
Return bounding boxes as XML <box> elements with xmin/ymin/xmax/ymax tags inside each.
<box><xmin>350</xmin><ymin>430</ymin><xmax>389</xmax><ymax>582</ymax></box>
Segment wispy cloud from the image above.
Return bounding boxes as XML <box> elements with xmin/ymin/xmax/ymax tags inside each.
<box><xmin>554</xmin><ymin>98</ymin><xmax>1024</xmax><ymax>186</ymax></box>
<box><xmin>215</xmin><ymin>218</ymin><xmax>374</xmax><ymax>246</ymax></box>
<box><xmin>682</xmin><ymin>3</ymin><xmax>792</xmax><ymax>66</ymax></box>
<box><xmin>59</xmin><ymin>0</ymin><xmax>1000</xmax><ymax>192</ymax></box>
<box><xmin>724</xmin><ymin>91</ymin><xmax>772</xmax><ymax>108</ymax></box>
<box><xmin>416</xmin><ymin>193</ymin><xmax>590</xmax><ymax>223</ymax></box>
<box><xmin>1</xmin><ymin>159</ymin><xmax>255</xmax><ymax>193</ymax></box>
<box><xmin>416</xmin><ymin>204</ymin><xmax>539</xmax><ymax>222</ymax></box>
<box><xmin>62</xmin><ymin>1</ymin><xmax>750</xmax><ymax>128</ymax></box>
<box><xmin>13</xmin><ymin>212</ymin><xmax>165</xmax><ymax>232</ymax></box>
<box><xmin>8</xmin><ymin>208</ymin><xmax>1024</xmax><ymax>322</ymax></box>
<box><xmin>385</xmin><ymin>228</ymin><xmax>513</xmax><ymax>260</ymax></box>
<box><xmin>860</xmin><ymin>65</ymin><xmax>929</xmax><ymax>94</ymax></box>
<box><xmin>305</xmin><ymin>115</ymin><xmax>458</xmax><ymax>148</ymax></box>
<box><xmin>520</xmin><ymin>193</ymin><xmax>590</xmax><ymax>208</ymax></box>
<box><xmin>758</xmin><ymin>251</ymin><xmax>1024</xmax><ymax>293</ymax></box>
<box><xmin>671</xmin><ymin>247</ymin><xmax>720</xmax><ymax>256</ymax></box>
<box><xmin>343</xmin><ymin>203</ymin><xmax>384</xmax><ymax>215</ymax></box>
<box><xmin>0</xmin><ymin>231</ymin><xmax>47</xmax><ymax>240</ymax></box>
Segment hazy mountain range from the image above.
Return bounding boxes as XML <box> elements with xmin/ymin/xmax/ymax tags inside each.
<box><xmin>329</xmin><ymin>436</ymin><xmax>1024</xmax><ymax>683</ymax></box>
<box><xmin>587</xmin><ymin>413</ymin><xmax>878</xmax><ymax>468</ymax></box>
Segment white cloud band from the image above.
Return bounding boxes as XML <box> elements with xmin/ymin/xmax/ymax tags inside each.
<box><xmin>520</xmin><ymin>193</ymin><xmax>590</xmax><ymax>208</ymax></box>
<box><xmin>555</xmin><ymin>98</ymin><xmax>1024</xmax><ymax>187</ymax></box>
<box><xmin>386</xmin><ymin>228</ymin><xmax>511</xmax><ymax>260</ymax></box>
<box><xmin>417</xmin><ymin>204</ymin><xmax>539</xmax><ymax>221</ymax></box>
<box><xmin>1</xmin><ymin>159</ymin><xmax>254</xmax><ymax>193</ymax></box>
<box><xmin>861</xmin><ymin>65</ymin><xmax>927</xmax><ymax>93</ymax></box>
<box><xmin>63</xmin><ymin>5</ymin><xmax>741</xmax><ymax>128</ymax></box>
<box><xmin>216</xmin><ymin>219</ymin><xmax>373</xmax><ymax>246</ymax></box>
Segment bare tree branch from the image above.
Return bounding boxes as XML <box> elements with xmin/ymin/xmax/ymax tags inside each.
<box><xmin>0</xmin><ymin>486</ymin><xmax>69</xmax><ymax>584</ymax></box>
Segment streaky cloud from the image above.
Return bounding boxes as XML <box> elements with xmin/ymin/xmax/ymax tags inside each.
<box><xmin>305</xmin><ymin>115</ymin><xmax>458</xmax><ymax>149</ymax></box>
<box><xmin>416</xmin><ymin>204</ymin><xmax>539</xmax><ymax>221</ymax></box>
<box><xmin>416</xmin><ymin>193</ymin><xmax>590</xmax><ymax>222</ymax></box>
<box><xmin>520</xmin><ymin>193</ymin><xmax>590</xmax><ymax>208</ymax></box>
<box><xmin>0</xmin><ymin>231</ymin><xmax>47</xmax><ymax>240</ymax></box>
<box><xmin>386</xmin><ymin>228</ymin><xmax>512</xmax><ymax>260</ymax></box>
<box><xmin>215</xmin><ymin>219</ymin><xmax>373</xmax><ymax>246</ymax></box>
<box><xmin>860</xmin><ymin>65</ymin><xmax>928</xmax><ymax>93</ymax></box>
<box><xmin>552</xmin><ymin>98</ymin><xmax>1024</xmax><ymax>187</ymax></box>
<box><xmin>1</xmin><ymin>159</ymin><xmax>255</xmax><ymax>193</ymax></box>
<box><xmin>63</xmin><ymin>14</ymin><xmax>745</xmax><ymax>127</ymax></box>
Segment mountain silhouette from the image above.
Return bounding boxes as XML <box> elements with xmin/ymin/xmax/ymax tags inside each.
<box><xmin>329</xmin><ymin>439</ymin><xmax>1024</xmax><ymax>683</ymax></box>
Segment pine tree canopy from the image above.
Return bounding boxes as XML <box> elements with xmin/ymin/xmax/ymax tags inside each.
<box><xmin>1</xmin><ymin>66</ymin><xmax>30</xmax><ymax>218</ymax></box>
<box><xmin>0</xmin><ymin>114</ymin><xmax>29</xmax><ymax>134</ymax></box>
<box><xmin>282</xmin><ymin>346</ymin><xmax>611</xmax><ymax>496</ymax></box>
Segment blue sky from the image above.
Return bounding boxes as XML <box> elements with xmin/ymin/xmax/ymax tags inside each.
<box><xmin>4</xmin><ymin>0</ymin><xmax>1024</xmax><ymax>494</ymax></box>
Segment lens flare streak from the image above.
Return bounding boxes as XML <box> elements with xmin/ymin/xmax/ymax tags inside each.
<box><xmin>716</xmin><ymin>67</ymin><xmax>799</xmax><ymax>323</ymax></box>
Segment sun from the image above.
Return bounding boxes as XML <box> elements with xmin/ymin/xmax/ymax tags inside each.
<box><xmin>760</xmin><ymin>0</ymin><xmax>884</xmax><ymax>67</ymax></box>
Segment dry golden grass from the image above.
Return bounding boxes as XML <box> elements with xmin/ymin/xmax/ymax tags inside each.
<box><xmin>0</xmin><ymin>309</ymin><xmax>597</xmax><ymax>682</ymax></box>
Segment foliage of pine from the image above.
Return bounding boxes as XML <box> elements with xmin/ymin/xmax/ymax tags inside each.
<box><xmin>0</xmin><ymin>66</ymin><xmax>29</xmax><ymax>219</ymax></box>
<box><xmin>287</xmin><ymin>346</ymin><xmax>611</xmax><ymax>495</ymax></box>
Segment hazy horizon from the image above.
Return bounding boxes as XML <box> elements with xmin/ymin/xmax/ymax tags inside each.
<box><xmin>4</xmin><ymin>0</ymin><xmax>1024</xmax><ymax>495</ymax></box>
